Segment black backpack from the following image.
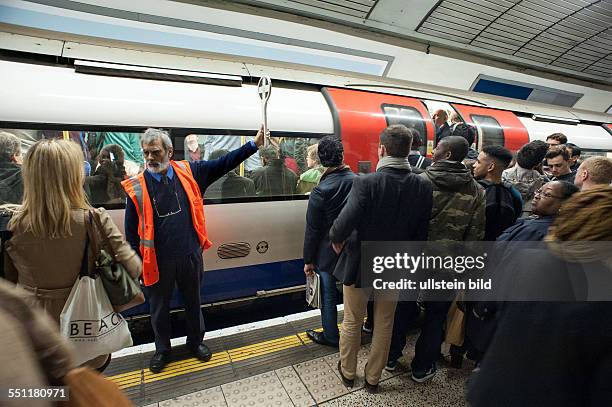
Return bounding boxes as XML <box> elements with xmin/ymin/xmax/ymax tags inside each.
<box><xmin>478</xmin><ymin>180</ymin><xmax>521</xmax><ymax>241</ymax></box>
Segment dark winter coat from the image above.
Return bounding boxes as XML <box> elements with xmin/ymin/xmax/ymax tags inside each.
<box><xmin>303</xmin><ymin>167</ymin><xmax>355</xmax><ymax>273</ymax></box>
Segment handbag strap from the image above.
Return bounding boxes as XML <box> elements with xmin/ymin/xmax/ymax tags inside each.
<box><xmin>89</xmin><ymin>209</ymin><xmax>117</xmax><ymax>260</ymax></box>
<box><xmin>79</xmin><ymin>211</ymin><xmax>91</xmax><ymax>278</ymax></box>
<box><xmin>84</xmin><ymin>209</ymin><xmax>102</xmax><ymax>257</ymax></box>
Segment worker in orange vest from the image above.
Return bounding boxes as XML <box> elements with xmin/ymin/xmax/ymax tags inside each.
<box><xmin>123</xmin><ymin>127</ymin><xmax>265</xmax><ymax>374</ymax></box>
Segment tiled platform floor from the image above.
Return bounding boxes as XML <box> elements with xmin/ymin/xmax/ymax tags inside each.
<box><xmin>111</xmin><ymin>311</ymin><xmax>472</xmax><ymax>407</ymax></box>
<box><xmin>146</xmin><ymin>340</ymin><xmax>471</xmax><ymax>407</ymax></box>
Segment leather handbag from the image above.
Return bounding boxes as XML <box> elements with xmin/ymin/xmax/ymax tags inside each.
<box><xmin>87</xmin><ymin>210</ymin><xmax>145</xmax><ymax>313</ymax></box>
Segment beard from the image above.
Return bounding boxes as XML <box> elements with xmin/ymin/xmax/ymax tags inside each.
<box><xmin>147</xmin><ymin>158</ymin><xmax>170</xmax><ymax>174</ymax></box>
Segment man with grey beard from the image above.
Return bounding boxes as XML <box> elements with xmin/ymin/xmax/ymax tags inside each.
<box><xmin>123</xmin><ymin>127</ymin><xmax>264</xmax><ymax>374</ymax></box>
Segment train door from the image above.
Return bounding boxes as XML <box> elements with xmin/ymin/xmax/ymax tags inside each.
<box><xmin>451</xmin><ymin>104</ymin><xmax>529</xmax><ymax>152</ymax></box>
<box><xmin>322</xmin><ymin>88</ymin><xmax>433</xmax><ymax>170</ymax></box>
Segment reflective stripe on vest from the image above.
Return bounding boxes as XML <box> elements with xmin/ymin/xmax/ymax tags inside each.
<box><xmin>121</xmin><ymin>160</ymin><xmax>211</xmax><ymax>286</ymax></box>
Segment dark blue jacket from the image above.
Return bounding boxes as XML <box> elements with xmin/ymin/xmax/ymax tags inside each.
<box><xmin>303</xmin><ymin>167</ymin><xmax>355</xmax><ymax>273</ymax></box>
<box><xmin>125</xmin><ymin>142</ymin><xmax>257</xmax><ymax>260</ymax></box>
<box><xmin>496</xmin><ymin>216</ymin><xmax>554</xmax><ymax>242</ymax></box>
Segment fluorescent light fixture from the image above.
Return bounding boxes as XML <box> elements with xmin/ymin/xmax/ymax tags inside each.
<box><xmin>74</xmin><ymin>60</ymin><xmax>242</xmax><ymax>86</ymax></box>
<box><xmin>607</xmin><ymin>105</ymin><xmax>612</xmax><ymax>114</ymax></box>
<box><xmin>532</xmin><ymin>114</ymin><xmax>579</xmax><ymax>125</ymax></box>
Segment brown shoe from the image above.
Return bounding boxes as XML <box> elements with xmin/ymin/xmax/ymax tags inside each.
<box><xmin>337</xmin><ymin>360</ymin><xmax>354</xmax><ymax>388</ymax></box>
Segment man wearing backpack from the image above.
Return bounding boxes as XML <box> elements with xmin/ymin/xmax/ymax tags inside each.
<box><xmin>473</xmin><ymin>146</ymin><xmax>523</xmax><ymax>241</ymax></box>
<box><xmin>407</xmin><ymin>129</ymin><xmax>432</xmax><ymax>174</ymax></box>
<box><xmin>502</xmin><ymin>140</ymin><xmax>548</xmax><ymax>217</ymax></box>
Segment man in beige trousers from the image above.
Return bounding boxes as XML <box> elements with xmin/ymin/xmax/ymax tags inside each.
<box><xmin>329</xmin><ymin>125</ymin><xmax>433</xmax><ymax>392</ymax></box>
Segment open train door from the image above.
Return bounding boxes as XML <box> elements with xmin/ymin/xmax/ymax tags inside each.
<box><xmin>451</xmin><ymin>104</ymin><xmax>529</xmax><ymax>152</ymax></box>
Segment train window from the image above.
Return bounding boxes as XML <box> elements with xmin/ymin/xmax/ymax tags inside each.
<box><xmin>382</xmin><ymin>104</ymin><xmax>428</xmax><ymax>154</ymax></box>
<box><xmin>0</xmin><ymin>128</ymin><xmax>320</xmax><ymax>209</ymax></box>
<box><xmin>0</xmin><ymin>129</ymin><xmax>144</xmax><ymax>207</ymax></box>
<box><xmin>470</xmin><ymin>115</ymin><xmax>505</xmax><ymax>147</ymax></box>
<box><xmin>177</xmin><ymin>133</ymin><xmax>320</xmax><ymax>202</ymax></box>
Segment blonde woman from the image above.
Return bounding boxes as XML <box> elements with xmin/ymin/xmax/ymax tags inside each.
<box><xmin>297</xmin><ymin>143</ymin><xmax>325</xmax><ymax>194</ymax></box>
<box><xmin>3</xmin><ymin>139</ymin><xmax>141</xmax><ymax>370</ymax></box>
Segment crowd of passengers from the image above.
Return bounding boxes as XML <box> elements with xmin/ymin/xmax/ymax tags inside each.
<box><xmin>0</xmin><ymin>116</ymin><xmax>610</xmax><ymax>406</ymax></box>
<box><xmin>0</xmin><ymin>130</ymin><xmax>322</xmax><ymax>207</ymax></box>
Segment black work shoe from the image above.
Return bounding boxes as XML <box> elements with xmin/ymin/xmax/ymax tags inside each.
<box><xmin>306</xmin><ymin>330</ymin><xmax>339</xmax><ymax>348</ymax></box>
<box><xmin>364</xmin><ymin>380</ymin><xmax>379</xmax><ymax>394</ymax></box>
<box><xmin>337</xmin><ymin>360</ymin><xmax>354</xmax><ymax>388</ymax></box>
<box><xmin>191</xmin><ymin>343</ymin><xmax>213</xmax><ymax>362</ymax></box>
<box><xmin>149</xmin><ymin>352</ymin><xmax>170</xmax><ymax>374</ymax></box>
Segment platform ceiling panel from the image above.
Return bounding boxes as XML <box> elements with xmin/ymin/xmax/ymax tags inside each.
<box><xmin>416</xmin><ymin>0</ymin><xmax>612</xmax><ymax>83</ymax></box>
<box><xmin>231</xmin><ymin>0</ymin><xmax>612</xmax><ymax>84</ymax></box>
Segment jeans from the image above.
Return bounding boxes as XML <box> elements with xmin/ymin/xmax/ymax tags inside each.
<box><xmin>411</xmin><ymin>301</ymin><xmax>451</xmax><ymax>372</ymax></box>
<box><xmin>388</xmin><ymin>301</ymin><xmax>420</xmax><ymax>363</ymax></box>
<box><xmin>318</xmin><ymin>270</ymin><xmax>339</xmax><ymax>344</ymax></box>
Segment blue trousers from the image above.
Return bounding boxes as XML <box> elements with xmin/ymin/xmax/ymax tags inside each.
<box><xmin>147</xmin><ymin>251</ymin><xmax>205</xmax><ymax>353</ymax></box>
<box><xmin>411</xmin><ymin>301</ymin><xmax>452</xmax><ymax>371</ymax></box>
<box><xmin>318</xmin><ymin>269</ymin><xmax>339</xmax><ymax>344</ymax></box>
<box><xmin>388</xmin><ymin>301</ymin><xmax>420</xmax><ymax>363</ymax></box>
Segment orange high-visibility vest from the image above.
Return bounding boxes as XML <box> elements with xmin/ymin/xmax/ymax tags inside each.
<box><xmin>121</xmin><ymin>160</ymin><xmax>212</xmax><ymax>286</ymax></box>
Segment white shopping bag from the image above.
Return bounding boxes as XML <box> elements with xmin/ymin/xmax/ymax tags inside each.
<box><xmin>60</xmin><ymin>275</ymin><xmax>133</xmax><ymax>365</ymax></box>
<box><xmin>305</xmin><ymin>273</ymin><xmax>321</xmax><ymax>309</ymax></box>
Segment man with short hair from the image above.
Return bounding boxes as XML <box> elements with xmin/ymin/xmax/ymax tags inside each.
<box><xmin>546</xmin><ymin>133</ymin><xmax>567</xmax><ymax>146</ymax></box>
<box><xmin>0</xmin><ymin>131</ymin><xmax>24</xmax><ymax>204</ymax></box>
<box><xmin>503</xmin><ymin>140</ymin><xmax>549</xmax><ymax>217</ymax></box>
<box><xmin>565</xmin><ymin>143</ymin><xmax>581</xmax><ymax>172</ymax></box>
<box><xmin>204</xmin><ymin>149</ymin><xmax>256</xmax><ymax>199</ymax></box>
<box><xmin>546</xmin><ymin>146</ymin><xmax>575</xmax><ymax>183</ymax></box>
<box><xmin>251</xmin><ymin>146</ymin><xmax>298</xmax><ymax>196</ymax></box>
<box><xmin>123</xmin><ymin>127</ymin><xmax>264</xmax><ymax>374</ymax></box>
<box><xmin>473</xmin><ymin>146</ymin><xmax>523</xmax><ymax>241</ymax></box>
<box><xmin>303</xmin><ymin>136</ymin><xmax>354</xmax><ymax>348</ymax></box>
<box><xmin>433</xmin><ymin>109</ymin><xmax>451</xmax><ymax>146</ymax></box>
<box><xmin>407</xmin><ymin>129</ymin><xmax>432</xmax><ymax>173</ymax></box>
<box><xmin>330</xmin><ymin>124</ymin><xmax>432</xmax><ymax>393</ymax></box>
<box><xmin>574</xmin><ymin>156</ymin><xmax>612</xmax><ymax>191</ymax></box>
<box><xmin>451</xmin><ymin>123</ymin><xmax>479</xmax><ymax>160</ymax></box>
<box><xmin>387</xmin><ymin>136</ymin><xmax>485</xmax><ymax>382</ymax></box>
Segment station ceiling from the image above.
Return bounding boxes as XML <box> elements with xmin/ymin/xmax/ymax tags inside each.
<box><xmin>228</xmin><ymin>0</ymin><xmax>612</xmax><ymax>85</ymax></box>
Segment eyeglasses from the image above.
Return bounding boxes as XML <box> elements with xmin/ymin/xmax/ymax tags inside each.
<box><xmin>151</xmin><ymin>177</ymin><xmax>182</xmax><ymax>218</ymax></box>
<box><xmin>534</xmin><ymin>189</ymin><xmax>563</xmax><ymax>200</ymax></box>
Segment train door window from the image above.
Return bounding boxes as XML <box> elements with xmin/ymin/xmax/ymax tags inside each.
<box><xmin>470</xmin><ymin>115</ymin><xmax>505</xmax><ymax>147</ymax></box>
<box><xmin>382</xmin><ymin>105</ymin><xmax>427</xmax><ymax>154</ymax></box>
<box><xmin>175</xmin><ymin>133</ymin><xmax>320</xmax><ymax>202</ymax></box>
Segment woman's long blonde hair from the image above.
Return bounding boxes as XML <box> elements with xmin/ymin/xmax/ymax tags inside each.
<box><xmin>9</xmin><ymin>139</ymin><xmax>89</xmax><ymax>238</ymax></box>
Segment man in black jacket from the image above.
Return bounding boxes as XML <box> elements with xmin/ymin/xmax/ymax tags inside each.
<box><xmin>0</xmin><ymin>131</ymin><xmax>24</xmax><ymax>205</ymax></box>
<box><xmin>330</xmin><ymin>125</ymin><xmax>432</xmax><ymax>392</ymax></box>
<box><xmin>303</xmin><ymin>136</ymin><xmax>355</xmax><ymax>347</ymax></box>
<box><xmin>407</xmin><ymin>130</ymin><xmax>432</xmax><ymax>173</ymax></box>
<box><xmin>204</xmin><ymin>149</ymin><xmax>256</xmax><ymax>199</ymax></box>
<box><xmin>433</xmin><ymin>109</ymin><xmax>451</xmax><ymax>146</ymax></box>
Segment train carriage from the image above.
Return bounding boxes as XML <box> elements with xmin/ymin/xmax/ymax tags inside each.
<box><xmin>1</xmin><ymin>58</ymin><xmax>611</xmax><ymax>319</ymax></box>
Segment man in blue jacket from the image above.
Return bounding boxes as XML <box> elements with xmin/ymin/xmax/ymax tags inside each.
<box><xmin>303</xmin><ymin>136</ymin><xmax>355</xmax><ymax>347</ymax></box>
<box><xmin>124</xmin><ymin>128</ymin><xmax>264</xmax><ymax>374</ymax></box>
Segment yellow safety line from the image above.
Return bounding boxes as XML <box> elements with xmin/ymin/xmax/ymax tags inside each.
<box><xmin>109</xmin><ymin>329</ymin><xmax>321</xmax><ymax>389</ymax></box>
<box><xmin>109</xmin><ymin>323</ymin><xmax>344</xmax><ymax>390</ymax></box>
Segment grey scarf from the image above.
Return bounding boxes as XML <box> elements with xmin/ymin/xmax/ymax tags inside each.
<box><xmin>376</xmin><ymin>156</ymin><xmax>411</xmax><ymax>171</ymax></box>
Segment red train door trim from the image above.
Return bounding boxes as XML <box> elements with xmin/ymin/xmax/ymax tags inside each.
<box><xmin>451</xmin><ymin>104</ymin><xmax>529</xmax><ymax>152</ymax></box>
<box><xmin>322</xmin><ymin>87</ymin><xmax>434</xmax><ymax>172</ymax></box>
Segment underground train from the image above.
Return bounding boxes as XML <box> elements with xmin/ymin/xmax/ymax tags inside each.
<box><xmin>1</xmin><ymin>58</ymin><xmax>611</xmax><ymax>319</ymax></box>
